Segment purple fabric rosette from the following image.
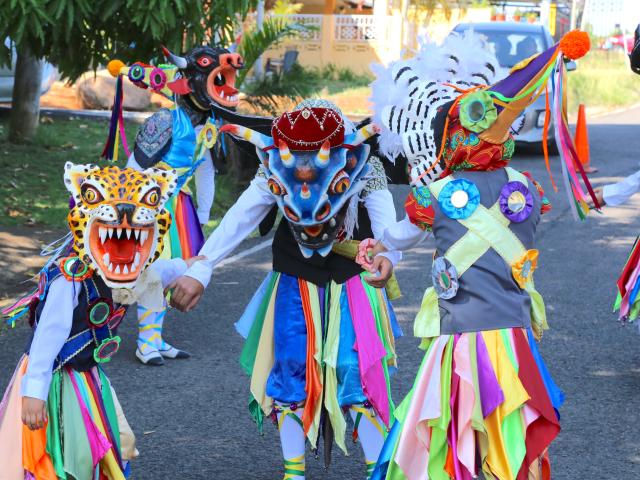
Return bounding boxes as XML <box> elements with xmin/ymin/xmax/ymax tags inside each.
<box><xmin>499</xmin><ymin>181</ymin><xmax>533</xmax><ymax>223</ymax></box>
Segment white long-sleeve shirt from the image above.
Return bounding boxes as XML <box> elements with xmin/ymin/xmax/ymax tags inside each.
<box><xmin>380</xmin><ymin>216</ymin><xmax>431</xmax><ymax>252</ymax></box>
<box><xmin>21</xmin><ymin>258</ymin><xmax>188</xmax><ymax>401</ymax></box>
<box><xmin>602</xmin><ymin>169</ymin><xmax>640</xmax><ymax>207</ymax></box>
<box><xmin>184</xmin><ymin>174</ymin><xmax>402</xmax><ymax>288</ymax></box>
<box><xmin>126</xmin><ymin>124</ymin><xmax>216</xmax><ymax>225</ymax></box>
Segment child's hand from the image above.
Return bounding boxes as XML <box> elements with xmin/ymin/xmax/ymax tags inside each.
<box><xmin>356</xmin><ymin>239</ymin><xmax>377</xmax><ymax>273</ymax></box>
<box><xmin>22</xmin><ymin>397</ymin><xmax>47</xmax><ymax>430</ymax></box>
<box><xmin>167</xmin><ymin>276</ymin><xmax>205</xmax><ymax>312</ymax></box>
<box><xmin>589</xmin><ymin>187</ymin><xmax>605</xmax><ymax>209</ymax></box>
<box><xmin>363</xmin><ymin>256</ymin><xmax>394</xmax><ymax>289</ymax></box>
<box><xmin>185</xmin><ymin>255</ymin><xmax>206</xmax><ymax>268</ymax></box>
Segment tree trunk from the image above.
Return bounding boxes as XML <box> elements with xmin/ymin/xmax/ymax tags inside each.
<box><xmin>9</xmin><ymin>46</ymin><xmax>44</xmax><ymax>143</ymax></box>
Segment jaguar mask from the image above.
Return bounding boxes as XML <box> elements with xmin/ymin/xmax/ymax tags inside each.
<box><xmin>221</xmin><ymin>102</ymin><xmax>376</xmax><ymax>258</ymax></box>
<box><xmin>64</xmin><ymin>163</ymin><xmax>177</xmax><ymax>289</ymax></box>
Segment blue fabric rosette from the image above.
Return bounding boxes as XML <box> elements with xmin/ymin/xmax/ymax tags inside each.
<box><xmin>438</xmin><ymin>178</ymin><xmax>480</xmax><ymax>219</ymax></box>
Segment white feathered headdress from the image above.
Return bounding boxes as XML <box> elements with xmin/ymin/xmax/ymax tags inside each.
<box><xmin>370</xmin><ymin>31</ymin><xmax>499</xmax><ymax>186</ymax></box>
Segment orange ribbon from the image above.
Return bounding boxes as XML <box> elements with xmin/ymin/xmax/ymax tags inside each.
<box><xmin>299</xmin><ymin>279</ymin><xmax>322</xmax><ymax>435</ymax></box>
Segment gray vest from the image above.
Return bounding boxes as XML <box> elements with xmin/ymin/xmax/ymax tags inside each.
<box><xmin>430</xmin><ymin>168</ymin><xmax>541</xmax><ymax>335</ymax></box>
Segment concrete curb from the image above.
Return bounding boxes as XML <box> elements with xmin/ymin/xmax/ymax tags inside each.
<box><xmin>587</xmin><ymin>102</ymin><xmax>640</xmax><ymax>119</ymax></box>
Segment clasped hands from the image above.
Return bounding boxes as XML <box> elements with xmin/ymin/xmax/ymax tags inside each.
<box><xmin>169</xmin><ymin>240</ymin><xmax>393</xmax><ymax>312</ymax></box>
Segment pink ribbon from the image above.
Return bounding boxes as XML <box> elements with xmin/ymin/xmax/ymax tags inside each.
<box><xmin>346</xmin><ymin>276</ymin><xmax>390</xmax><ymax>426</ymax></box>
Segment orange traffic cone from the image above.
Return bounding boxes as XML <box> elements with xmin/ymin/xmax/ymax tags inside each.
<box><xmin>574</xmin><ymin>104</ymin><xmax>598</xmax><ymax>173</ymax></box>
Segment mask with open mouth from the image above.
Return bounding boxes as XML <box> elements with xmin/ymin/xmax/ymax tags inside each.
<box><xmin>163</xmin><ymin>45</ymin><xmax>244</xmax><ymax>110</ymax></box>
<box><xmin>64</xmin><ymin>162</ymin><xmax>177</xmax><ymax>289</ymax></box>
<box><xmin>221</xmin><ymin>101</ymin><xmax>377</xmax><ymax>258</ymax></box>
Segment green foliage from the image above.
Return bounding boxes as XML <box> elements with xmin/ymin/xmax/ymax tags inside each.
<box><xmin>272</xmin><ymin>0</ymin><xmax>303</xmax><ymax>15</ymax></box>
<box><xmin>409</xmin><ymin>0</ymin><xmax>470</xmax><ymax>20</ymax></box>
<box><xmin>0</xmin><ymin>116</ymin><xmax>241</xmax><ymax>228</ymax></box>
<box><xmin>240</xmin><ymin>63</ymin><xmax>319</xmax><ymax>114</ymax></box>
<box><xmin>236</xmin><ymin>16</ymin><xmax>308</xmax><ymax>87</ymax></box>
<box><xmin>0</xmin><ymin>0</ymin><xmax>258</xmax><ymax>81</ymax></box>
<box><xmin>241</xmin><ymin>63</ymin><xmax>372</xmax><ymax>115</ymax></box>
<box><xmin>567</xmin><ymin>49</ymin><xmax>640</xmax><ymax>113</ymax></box>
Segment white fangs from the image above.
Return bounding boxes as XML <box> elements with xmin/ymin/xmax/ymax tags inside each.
<box><xmin>99</xmin><ymin>226</ymin><xmax>150</xmax><ymax>244</ymax></box>
<box><xmin>96</xmin><ymin>225</ymin><xmax>151</xmax><ymax>277</ymax></box>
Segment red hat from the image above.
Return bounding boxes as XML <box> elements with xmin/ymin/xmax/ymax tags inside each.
<box><xmin>271</xmin><ymin>107</ymin><xmax>345</xmax><ymax>151</ymax></box>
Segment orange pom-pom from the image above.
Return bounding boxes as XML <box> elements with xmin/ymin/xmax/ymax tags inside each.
<box><xmin>107</xmin><ymin>59</ymin><xmax>125</xmax><ymax>77</ymax></box>
<box><xmin>559</xmin><ymin>30</ymin><xmax>590</xmax><ymax>60</ymax></box>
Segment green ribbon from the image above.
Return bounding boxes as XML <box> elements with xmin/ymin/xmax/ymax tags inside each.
<box><xmin>46</xmin><ymin>371</ymin><xmax>65</xmax><ymax>479</ymax></box>
<box><xmin>488</xmin><ymin>59</ymin><xmax>557</xmax><ymax>103</ymax></box>
<box><xmin>239</xmin><ymin>273</ymin><xmax>278</xmax><ymax>376</ymax></box>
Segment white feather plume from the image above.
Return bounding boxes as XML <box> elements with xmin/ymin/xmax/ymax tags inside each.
<box><xmin>369</xmin><ymin>30</ymin><xmax>499</xmax><ymax>165</ymax></box>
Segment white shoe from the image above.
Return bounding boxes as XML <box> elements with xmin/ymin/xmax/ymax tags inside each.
<box><xmin>158</xmin><ymin>343</ymin><xmax>190</xmax><ymax>359</ymax></box>
<box><xmin>135</xmin><ymin>346</ymin><xmax>164</xmax><ymax>366</ymax></box>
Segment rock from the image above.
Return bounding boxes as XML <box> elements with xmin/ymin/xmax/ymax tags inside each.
<box><xmin>76</xmin><ymin>69</ymin><xmax>151</xmax><ymax>111</ymax></box>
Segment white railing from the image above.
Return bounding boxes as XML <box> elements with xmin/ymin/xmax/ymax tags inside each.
<box><xmin>276</xmin><ymin>14</ymin><xmax>322</xmax><ymax>42</ymax></box>
<box><xmin>245</xmin><ymin>13</ymin><xmax>322</xmax><ymax>42</ymax></box>
<box><xmin>334</xmin><ymin>15</ymin><xmax>380</xmax><ymax>42</ymax></box>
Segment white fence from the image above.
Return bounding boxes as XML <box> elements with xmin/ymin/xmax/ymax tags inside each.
<box><xmin>333</xmin><ymin>15</ymin><xmax>381</xmax><ymax>42</ymax></box>
<box><xmin>247</xmin><ymin>13</ymin><xmax>392</xmax><ymax>43</ymax></box>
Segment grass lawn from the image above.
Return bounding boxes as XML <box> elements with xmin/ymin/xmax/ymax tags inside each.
<box><xmin>568</xmin><ymin>49</ymin><xmax>640</xmax><ymax>113</ymax></box>
<box><xmin>0</xmin><ymin>116</ymin><xmax>242</xmax><ymax>231</ymax></box>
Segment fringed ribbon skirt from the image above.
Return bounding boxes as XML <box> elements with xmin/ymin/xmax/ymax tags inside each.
<box><xmin>0</xmin><ymin>355</ymin><xmax>135</xmax><ymax>480</ymax></box>
<box><xmin>373</xmin><ymin>328</ymin><xmax>563</xmax><ymax>480</ymax></box>
<box><xmin>162</xmin><ymin>191</ymin><xmax>204</xmax><ymax>261</ymax></box>
<box><xmin>236</xmin><ymin>271</ymin><xmax>402</xmax><ymax>452</ymax></box>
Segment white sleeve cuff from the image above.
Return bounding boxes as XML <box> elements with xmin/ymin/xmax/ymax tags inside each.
<box><xmin>152</xmin><ymin>258</ymin><xmax>189</xmax><ymax>288</ymax></box>
<box><xmin>196</xmin><ymin>209</ymin><xmax>210</xmax><ymax>225</ymax></box>
<box><xmin>381</xmin><ymin>216</ymin><xmax>430</xmax><ymax>251</ymax></box>
<box><xmin>377</xmin><ymin>251</ymin><xmax>402</xmax><ymax>267</ymax></box>
<box><xmin>602</xmin><ymin>183</ymin><xmax>626</xmax><ymax>207</ymax></box>
<box><xmin>20</xmin><ymin>376</ymin><xmax>50</xmax><ymax>402</ymax></box>
<box><xmin>184</xmin><ymin>261</ymin><xmax>213</xmax><ymax>289</ymax></box>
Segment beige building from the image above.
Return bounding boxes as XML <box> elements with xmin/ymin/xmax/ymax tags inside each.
<box><xmin>256</xmin><ymin>0</ymin><xmax>493</xmax><ymax>73</ymax></box>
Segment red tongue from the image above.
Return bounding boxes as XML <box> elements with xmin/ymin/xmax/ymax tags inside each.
<box><xmin>104</xmin><ymin>238</ymin><xmax>136</xmax><ymax>263</ymax></box>
<box><xmin>219</xmin><ymin>85</ymin><xmax>238</xmax><ymax>95</ymax></box>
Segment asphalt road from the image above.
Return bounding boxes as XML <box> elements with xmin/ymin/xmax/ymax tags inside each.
<box><xmin>3</xmin><ymin>107</ymin><xmax>640</xmax><ymax>479</ymax></box>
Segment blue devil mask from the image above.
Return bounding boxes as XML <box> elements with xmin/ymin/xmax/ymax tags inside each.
<box><xmin>221</xmin><ymin>102</ymin><xmax>377</xmax><ymax>257</ymax></box>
